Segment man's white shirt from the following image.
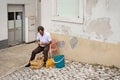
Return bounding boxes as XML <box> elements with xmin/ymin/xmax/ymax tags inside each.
<box><xmin>36</xmin><ymin>31</ymin><xmax>52</xmax><ymax>47</ymax></box>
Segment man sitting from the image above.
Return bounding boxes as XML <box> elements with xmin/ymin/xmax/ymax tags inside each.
<box><xmin>25</xmin><ymin>26</ymin><xmax>52</xmax><ymax>67</ymax></box>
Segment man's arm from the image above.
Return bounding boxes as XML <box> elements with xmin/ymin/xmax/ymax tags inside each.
<box><xmin>35</xmin><ymin>40</ymin><xmax>40</xmax><ymax>46</ymax></box>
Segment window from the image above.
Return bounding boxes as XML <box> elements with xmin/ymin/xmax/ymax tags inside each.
<box><xmin>16</xmin><ymin>12</ymin><xmax>22</xmax><ymax>20</ymax></box>
<box><xmin>52</xmin><ymin>0</ymin><xmax>84</xmax><ymax>23</ymax></box>
<box><xmin>8</xmin><ymin>12</ymin><xmax>14</xmax><ymax>20</ymax></box>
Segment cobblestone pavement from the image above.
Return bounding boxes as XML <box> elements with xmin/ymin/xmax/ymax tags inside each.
<box><xmin>0</xmin><ymin>60</ymin><xmax>120</xmax><ymax>80</ymax></box>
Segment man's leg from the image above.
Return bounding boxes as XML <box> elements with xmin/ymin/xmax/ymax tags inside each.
<box><xmin>30</xmin><ymin>46</ymin><xmax>44</xmax><ymax>61</ymax></box>
<box><xmin>25</xmin><ymin>46</ymin><xmax>44</xmax><ymax>67</ymax></box>
<box><xmin>43</xmin><ymin>45</ymin><xmax>50</xmax><ymax>64</ymax></box>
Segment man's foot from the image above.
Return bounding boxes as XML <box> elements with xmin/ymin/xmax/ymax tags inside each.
<box><xmin>25</xmin><ymin>63</ymin><xmax>30</xmax><ymax>67</ymax></box>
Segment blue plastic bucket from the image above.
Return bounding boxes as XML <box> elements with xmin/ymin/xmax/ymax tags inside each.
<box><xmin>53</xmin><ymin>55</ymin><xmax>65</xmax><ymax>68</ymax></box>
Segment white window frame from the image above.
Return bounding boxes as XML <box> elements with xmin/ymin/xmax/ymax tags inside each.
<box><xmin>52</xmin><ymin>0</ymin><xmax>84</xmax><ymax>23</ymax></box>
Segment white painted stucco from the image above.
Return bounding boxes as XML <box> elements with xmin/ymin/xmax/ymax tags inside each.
<box><xmin>41</xmin><ymin>0</ymin><xmax>120</xmax><ymax>44</ymax></box>
<box><xmin>0</xmin><ymin>0</ymin><xmax>38</xmax><ymax>42</ymax></box>
<box><xmin>0</xmin><ymin>0</ymin><xmax>120</xmax><ymax>44</ymax></box>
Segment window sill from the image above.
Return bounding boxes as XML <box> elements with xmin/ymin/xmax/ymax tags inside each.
<box><xmin>52</xmin><ymin>16</ymin><xmax>83</xmax><ymax>24</ymax></box>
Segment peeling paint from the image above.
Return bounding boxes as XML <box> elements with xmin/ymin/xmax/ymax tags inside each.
<box><xmin>52</xmin><ymin>24</ymin><xmax>60</xmax><ymax>33</ymax></box>
<box><xmin>87</xmin><ymin>18</ymin><xmax>113</xmax><ymax>38</ymax></box>
<box><xmin>58</xmin><ymin>41</ymin><xmax>65</xmax><ymax>48</ymax></box>
<box><xmin>53</xmin><ymin>24</ymin><xmax>71</xmax><ymax>35</ymax></box>
<box><xmin>42</xmin><ymin>0</ymin><xmax>120</xmax><ymax>43</ymax></box>
<box><xmin>70</xmin><ymin>37</ymin><xmax>78</xmax><ymax>49</ymax></box>
<box><xmin>86</xmin><ymin>0</ymin><xmax>98</xmax><ymax>15</ymax></box>
<box><xmin>61</xmin><ymin>25</ymin><xmax>70</xmax><ymax>35</ymax></box>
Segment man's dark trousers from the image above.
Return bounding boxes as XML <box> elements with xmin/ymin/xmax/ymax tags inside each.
<box><xmin>30</xmin><ymin>45</ymin><xmax>49</xmax><ymax>63</ymax></box>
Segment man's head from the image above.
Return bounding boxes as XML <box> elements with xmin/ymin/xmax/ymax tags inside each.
<box><xmin>38</xmin><ymin>26</ymin><xmax>44</xmax><ymax>36</ymax></box>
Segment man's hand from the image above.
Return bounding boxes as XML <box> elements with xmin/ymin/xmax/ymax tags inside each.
<box><xmin>35</xmin><ymin>40</ymin><xmax>51</xmax><ymax>45</ymax></box>
<box><xmin>40</xmin><ymin>41</ymin><xmax>51</xmax><ymax>45</ymax></box>
<box><xmin>35</xmin><ymin>40</ymin><xmax>41</xmax><ymax>45</ymax></box>
<box><xmin>38</xmin><ymin>41</ymin><xmax>43</xmax><ymax>45</ymax></box>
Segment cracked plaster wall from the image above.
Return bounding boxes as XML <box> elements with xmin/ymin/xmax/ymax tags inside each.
<box><xmin>87</xmin><ymin>18</ymin><xmax>113</xmax><ymax>39</ymax></box>
<box><xmin>41</xmin><ymin>0</ymin><xmax>120</xmax><ymax>44</ymax></box>
<box><xmin>41</xmin><ymin>0</ymin><xmax>120</xmax><ymax>67</ymax></box>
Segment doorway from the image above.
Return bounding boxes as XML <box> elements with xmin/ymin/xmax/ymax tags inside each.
<box><xmin>8</xmin><ymin>5</ymin><xmax>24</xmax><ymax>46</ymax></box>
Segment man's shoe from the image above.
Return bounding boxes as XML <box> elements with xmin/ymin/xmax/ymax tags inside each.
<box><xmin>25</xmin><ymin>63</ymin><xmax>30</xmax><ymax>67</ymax></box>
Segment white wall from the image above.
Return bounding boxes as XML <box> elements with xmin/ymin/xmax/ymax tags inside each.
<box><xmin>41</xmin><ymin>0</ymin><xmax>120</xmax><ymax>44</ymax></box>
<box><xmin>0</xmin><ymin>0</ymin><xmax>37</xmax><ymax>42</ymax></box>
<box><xmin>0</xmin><ymin>1</ymin><xmax>8</xmax><ymax>41</ymax></box>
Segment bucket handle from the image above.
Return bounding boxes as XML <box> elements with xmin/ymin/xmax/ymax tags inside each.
<box><xmin>53</xmin><ymin>57</ymin><xmax>64</xmax><ymax>64</ymax></box>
